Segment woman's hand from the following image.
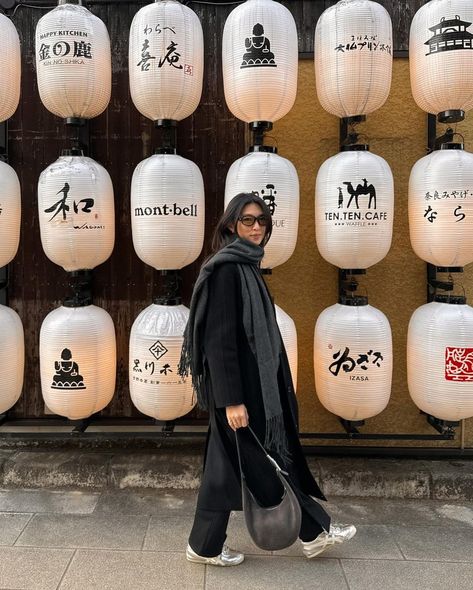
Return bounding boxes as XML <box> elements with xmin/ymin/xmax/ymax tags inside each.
<box><xmin>226</xmin><ymin>404</ymin><xmax>249</xmax><ymax>431</ymax></box>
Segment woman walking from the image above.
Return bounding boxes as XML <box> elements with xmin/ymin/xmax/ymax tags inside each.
<box><xmin>179</xmin><ymin>193</ymin><xmax>356</xmax><ymax>566</ymax></box>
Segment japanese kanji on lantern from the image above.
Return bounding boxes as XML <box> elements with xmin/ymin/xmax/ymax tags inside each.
<box><xmin>224</xmin><ymin>147</ymin><xmax>299</xmax><ymax>270</ymax></box>
<box><xmin>222</xmin><ymin>0</ymin><xmax>298</xmax><ymax>124</ymax></box>
<box><xmin>314</xmin><ymin>0</ymin><xmax>393</xmax><ymax>118</ymax></box>
<box><xmin>0</xmin><ymin>13</ymin><xmax>21</xmax><ymax>123</ymax></box>
<box><xmin>0</xmin><ymin>305</ymin><xmax>24</xmax><ymax>415</ymax></box>
<box><xmin>40</xmin><ymin>304</ymin><xmax>116</xmax><ymax>420</ymax></box>
<box><xmin>407</xmin><ymin>296</ymin><xmax>473</xmax><ymax>421</ymax></box>
<box><xmin>131</xmin><ymin>150</ymin><xmax>205</xmax><ymax>270</ymax></box>
<box><xmin>275</xmin><ymin>304</ymin><xmax>298</xmax><ymax>392</ymax></box>
<box><xmin>129</xmin><ymin>0</ymin><xmax>204</xmax><ymax>122</ymax></box>
<box><xmin>0</xmin><ymin>161</ymin><xmax>21</xmax><ymax>269</ymax></box>
<box><xmin>315</xmin><ymin>145</ymin><xmax>394</xmax><ymax>270</ymax></box>
<box><xmin>35</xmin><ymin>0</ymin><xmax>111</xmax><ymax>120</ymax></box>
<box><xmin>129</xmin><ymin>303</ymin><xmax>195</xmax><ymax>421</ymax></box>
<box><xmin>314</xmin><ymin>297</ymin><xmax>392</xmax><ymax>421</ymax></box>
<box><xmin>410</xmin><ymin>0</ymin><xmax>473</xmax><ymax>123</ymax></box>
<box><xmin>409</xmin><ymin>143</ymin><xmax>473</xmax><ymax>267</ymax></box>
<box><xmin>38</xmin><ymin>150</ymin><xmax>115</xmax><ymax>272</ymax></box>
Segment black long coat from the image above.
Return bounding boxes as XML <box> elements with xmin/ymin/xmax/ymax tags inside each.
<box><xmin>196</xmin><ymin>262</ymin><xmax>330</xmax><ymax>532</ymax></box>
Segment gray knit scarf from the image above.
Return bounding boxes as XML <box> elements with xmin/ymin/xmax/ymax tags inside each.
<box><xmin>178</xmin><ymin>236</ymin><xmax>289</xmax><ymax>461</ymax></box>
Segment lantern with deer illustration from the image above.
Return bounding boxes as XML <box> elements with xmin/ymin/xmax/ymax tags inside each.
<box><xmin>224</xmin><ymin>147</ymin><xmax>299</xmax><ymax>270</ymax></box>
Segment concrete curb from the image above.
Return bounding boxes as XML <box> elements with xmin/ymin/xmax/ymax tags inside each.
<box><xmin>0</xmin><ymin>447</ymin><xmax>472</xmax><ymax>499</ymax></box>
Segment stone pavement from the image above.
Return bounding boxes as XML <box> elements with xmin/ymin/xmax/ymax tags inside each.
<box><xmin>0</xmin><ymin>488</ymin><xmax>472</xmax><ymax>590</ymax></box>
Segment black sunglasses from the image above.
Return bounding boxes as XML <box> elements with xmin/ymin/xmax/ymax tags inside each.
<box><xmin>238</xmin><ymin>214</ymin><xmax>268</xmax><ymax>227</ymax></box>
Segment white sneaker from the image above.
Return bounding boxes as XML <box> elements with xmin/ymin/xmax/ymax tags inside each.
<box><xmin>186</xmin><ymin>543</ymin><xmax>244</xmax><ymax>566</ymax></box>
<box><xmin>301</xmin><ymin>524</ymin><xmax>357</xmax><ymax>558</ymax></box>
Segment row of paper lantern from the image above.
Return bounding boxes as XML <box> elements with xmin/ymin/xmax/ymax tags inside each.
<box><xmin>2</xmin><ymin>295</ymin><xmax>472</xmax><ymax>423</ymax></box>
<box><xmin>2</xmin><ymin>0</ymin><xmax>473</xmax><ymax>126</ymax></box>
<box><xmin>2</xmin><ymin>144</ymin><xmax>473</xmax><ymax>275</ymax></box>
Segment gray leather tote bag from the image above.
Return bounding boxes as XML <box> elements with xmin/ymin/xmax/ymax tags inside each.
<box><xmin>235</xmin><ymin>427</ymin><xmax>302</xmax><ymax>551</ymax></box>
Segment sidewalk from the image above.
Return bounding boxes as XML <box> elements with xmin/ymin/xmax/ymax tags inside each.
<box><xmin>0</xmin><ymin>488</ymin><xmax>472</xmax><ymax>589</ymax></box>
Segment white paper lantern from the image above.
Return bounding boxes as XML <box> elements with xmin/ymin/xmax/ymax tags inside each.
<box><xmin>314</xmin><ymin>299</ymin><xmax>392</xmax><ymax>421</ymax></box>
<box><xmin>131</xmin><ymin>151</ymin><xmax>204</xmax><ymax>270</ymax></box>
<box><xmin>314</xmin><ymin>0</ymin><xmax>393</xmax><ymax>118</ymax></box>
<box><xmin>409</xmin><ymin>144</ymin><xmax>473</xmax><ymax>267</ymax></box>
<box><xmin>222</xmin><ymin>0</ymin><xmax>298</xmax><ymax>123</ymax></box>
<box><xmin>0</xmin><ymin>305</ymin><xmax>24</xmax><ymax>414</ymax></box>
<box><xmin>129</xmin><ymin>0</ymin><xmax>204</xmax><ymax>122</ymax></box>
<box><xmin>129</xmin><ymin>303</ymin><xmax>195</xmax><ymax>420</ymax></box>
<box><xmin>315</xmin><ymin>146</ymin><xmax>394</xmax><ymax>270</ymax></box>
<box><xmin>35</xmin><ymin>1</ymin><xmax>111</xmax><ymax>119</ymax></box>
<box><xmin>40</xmin><ymin>304</ymin><xmax>116</xmax><ymax>420</ymax></box>
<box><xmin>0</xmin><ymin>13</ymin><xmax>21</xmax><ymax>123</ymax></box>
<box><xmin>0</xmin><ymin>161</ymin><xmax>21</xmax><ymax>268</ymax></box>
<box><xmin>224</xmin><ymin>147</ymin><xmax>299</xmax><ymax>269</ymax></box>
<box><xmin>275</xmin><ymin>304</ymin><xmax>297</xmax><ymax>392</ymax></box>
<box><xmin>38</xmin><ymin>152</ymin><xmax>115</xmax><ymax>271</ymax></box>
<box><xmin>410</xmin><ymin>0</ymin><xmax>473</xmax><ymax>120</ymax></box>
<box><xmin>408</xmin><ymin>299</ymin><xmax>473</xmax><ymax>421</ymax></box>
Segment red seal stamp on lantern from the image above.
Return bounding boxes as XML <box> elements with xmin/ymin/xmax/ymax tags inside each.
<box><xmin>445</xmin><ymin>347</ymin><xmax>473</xmax><ymax>382</ymax></box>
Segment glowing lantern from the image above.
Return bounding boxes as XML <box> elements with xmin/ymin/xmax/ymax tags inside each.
<box><xmin>131</xmin><ymin>151</ymin><xmax>205</xmax><ymax>270</ymax></box>
<box><xmin>129</xmin><ymin>0</ymin><xmax>204</xmax><ymax>122</ymax></box>
<box><xmin>409</xmin><ymin>143</ymin><xmax>473</xmax><ymax>267</ymax></box>
<box><xmin>314</xmin><ymin>0</ymin><xmax>393</xmax><ymax>118</ymax></box>
<box><xmin>315</xmin><ymin>146</ymin><xmax>394</xmax><ymax>270</ymax></box>
<box><xmin>408</xmin><ymin>297</ymin><xmax>473</xmax><ymax>421</ymax></box>
<box><xmin>35</xmin><ymin>0</ymin><xmax>111</xmax><ymax>120</ymax></box>
<box><xmin>0</xmin><ymin>305</ymin><xmax>24</xmax><ymax>414</ymax></box>
<box><xmin>314</xmin><ymin>298</ymin><xmax>392</xmax><ymax>421</ymax></box>
<box><xmin>129</xmin><ymin>303</ymin><xmax>195</xmax><ymax>420</ymax></box>
<box><xmin>222</xmin><ymin>0</ymin><xmax>298</xmax><ymax>123</ymax></box>
<box><xmin>40</xmin><ymin>304</ymin><xmax>116</xmax><ymax>420</ymax></box>
<box><xmin>410</xmin><ymin>0</ymin><xmax>473</xmax><ymax>122</ymax></box>
<box><xmin>275</xmin><ymin>304</ymin><xmax>298</xmax><ymax>392</ymax></box>
<box><xmin>0</xmin><ymin>161</ymin><xmax>21</xmax><ymax>268</ymax></box>
<box><xmin>0</xmin><ymin>13</ymin><xmax>21</xmax><ymax>123</ymax></box>
<box><xmin>38</xmin><ymin>151</ymin><xmax>115</xmax><ymax>271</ymax></box>
<box><xmin>225</xmin><ymin>147</ymin><xmax>299</xmax><ymax>269</ymax></box>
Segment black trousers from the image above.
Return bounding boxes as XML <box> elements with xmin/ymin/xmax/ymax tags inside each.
<box><xmin>188</xmin><ymin>507</ymin><xmax>325</xmax><ymax>557</ymax></box>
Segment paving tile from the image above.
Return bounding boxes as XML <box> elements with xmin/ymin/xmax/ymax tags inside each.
<box><xmin>93</xmin><ymin>488</ymin><xmax>197</xmax><ymax>516</ymax></box>
<box><xmin>58</xmin><ymin>549</ymin><xmax>205</xmax><ymax>590</ymax></box>
<box><xmin>206</xmin><ymin>555</ymin><xmax>349</xmax><ymax>590</ymax></box>
<box><xmin>275</xmin><ymin>525</ymin><xmax>402</xmax><ymax>560</ymax></box>
<box><xmin>342</xmin><ymin>559</ymin><xmax>473</xmax><ymax>590</ymax></box>
<box><xmin>0</xmin><ymin>513</ymin><xmax>32</xmax><ymax>545</ymax></box>
<box><xmin>143</xmin><ymin>515</ymin><xmax>194</xmax><ymax>552</ymax></box>
<box><xmin>325</xmin><ymin>497</ymin><xmax>442</xmax><ymax>526</ymax></box>
<box><xmin>0</xmin><ymin>489</ymin><xmax>100</xmax><ymax>514</ymax></box>
<box><xmin>389</xmin><ymin>525</ymin><xmax>473</xmax><ymax>562</ymax></box>
<box><xmin>0</xmin><ymin>546</ymin><xmax>73</xmax><ymax>590</ymax></box>
<box><xmin>434</xmin><ymin>503</ymin><xmax>473</xmax><ymax>528</ymax></box>
<box><xmin>15</xmin><ymin>513</ymin><xmax>149</xmax><ymax>550</ymax></box>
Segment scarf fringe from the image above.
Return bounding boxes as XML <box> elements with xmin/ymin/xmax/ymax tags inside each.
<box><xmin>265</xmin><ymin>414</ymin><xmax>291</xmax><ymax>465</ymax></box>
<box><xmin>178</xmin><ymin>335</ymin><xmax>209</xmax><ymax>410</ymax></box>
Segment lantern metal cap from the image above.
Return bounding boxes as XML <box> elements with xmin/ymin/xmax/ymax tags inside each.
<box><xmin>339</xmin><ymin>295</ymin><xmax>368</xmax><ymax>306</ymax></box>
<box><xmin>155</xmin><ymin>119</ymin><xmax>177</xmax><ymax>128</ymax></box>
<box><xmin>249</xmin><ymin>121</ymin><xmax>273</xmax><ymax>133</ymax></box>
<box><xmin>61</xmin><ymin>148</ymin><xmax>84</xmax><ymax>157</ymax></box>
<box><xmin>249</xmin><ymin>145</ymin><xmax>277</xmax><ymax>154</ymax></box>
<box><xmin>154</xmin><ymin>147</ymin><xmax>177</xmax><ymax>155</ymax></box>
<box><xmin>440</xmin><ymin>142</ymin><xmax>464</xmax><ymax>151</ymax></box>
<box><xmin>152</xmin><ymin>296</ymin><xmax>182</xmax><ymax>306</ymax></box>
<box><xmin>433</xmin><ymin>294</ymin><xmax>467</xmax><ymax>305</ymax></box>
<box><xmin>58</xmin><ymin>0</ymin><xmax>83</xmax><ymax>5</ymax></box>
<box><xmin>341</xmin><ymin>144</ymin><xmax>369</xmax><ymax>152</ymax></box>
<box><xmin>438</xmin><ymin>110</ymin><xmax>465</xmax><ymax>124</ymax></box>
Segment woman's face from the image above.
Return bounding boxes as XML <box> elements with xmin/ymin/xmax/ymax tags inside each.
<box><xmin>233</xmin><ymin>203</ymin><xmax>267</xmax><ymax>245</ymax></box>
